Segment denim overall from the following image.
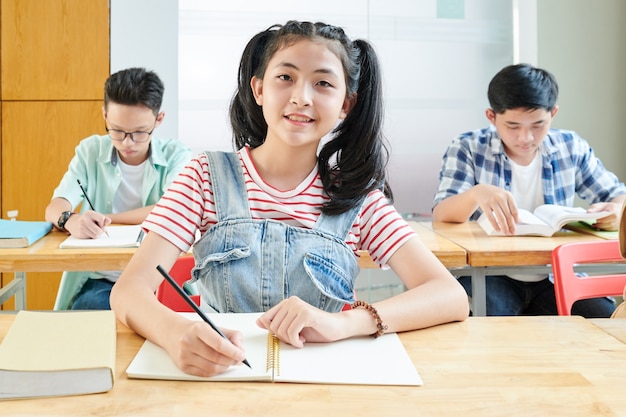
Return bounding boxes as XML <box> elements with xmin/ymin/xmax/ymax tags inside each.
<box><xmin>190</xmin><ymin>151</ymin><xmax>363</xmax><ymax>313</ymax></box>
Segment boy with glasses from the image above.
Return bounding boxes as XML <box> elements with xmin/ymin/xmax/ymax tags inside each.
<box><xmin>45</xmin><ymin>67</ymin><xmax>192</xmax><ymax>310</ymax></box>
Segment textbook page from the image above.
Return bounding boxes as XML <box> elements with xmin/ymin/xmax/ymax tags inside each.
<box><xmin>59</xmin><ymin>225</ymin><xmax>144</xmax><ymax>248</ymax></box>
<box><xmin>478</xmin><ymin>205</ymin><xmax>604</xmax><ymax>237</ymax></box>
<box><xmin>532</xmin><ymin>205</ymin><xmax>600</xmax><ymax>230</ymax></box>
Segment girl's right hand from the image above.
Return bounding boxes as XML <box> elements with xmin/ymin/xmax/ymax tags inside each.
<box><xmin>167</xmin><ymin>320</ymin><xmax>247</xmax><ymax>377</ymax></box>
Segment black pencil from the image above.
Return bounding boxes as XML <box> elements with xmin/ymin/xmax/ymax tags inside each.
<box><xmin>77</xmin><ymin>179</ymin><xmax>95</xmax><ymax>210</ymax></box>
<box><xmin>156</xmin><ymin>264</ymin><xmax>251</xmax><ymax>368</ymax></box>
<box><xmin>77</xmin><ymin>179</ymin><xmax>109</xmax><ymax>237</ymax></box>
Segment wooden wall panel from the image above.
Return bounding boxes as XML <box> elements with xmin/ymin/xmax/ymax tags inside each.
<box><xmin>2</xmin><ymin>101</ymin><xmax>104</xmax><ymax>220</ymax></box>
<box><xmin>1</xmin><ymin>0</ymin><xmax>109</xmax><ymax>100</ymax></box>
<box><xmin>1</xmin><ymin>101</ymin><xmax>104</xmax><ymax>309</ymax></box>
<box><xmin>1</xmin><ymin>0</ymin><xmax>110</xmax><ymax>310</ymax></box>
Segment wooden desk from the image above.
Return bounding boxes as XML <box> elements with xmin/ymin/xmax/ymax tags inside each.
<box><xmin>0</xmin><ymin>230</ymin><xmax>136</xmax><ymax>273</ymax></box>
<box><xmin>2</xmin><ymin>314</ymin><xmax>625</xmax><ymax>416</ymax></box>
<box><xmin>1</xmin><ymin>225</ymin><xmax>466</xmax><ymax>309</ymax></box>
<box><xmin>426</xmin><ymin>221</ymin><xmax>604</xmax><ymax>266</ymax></box>
<box><xmin>0</xmin><ymin>231</ymin><xmax>137</xmax><ymax>309</ymax></box>
<box><xmin>408</xmin><ymin>221</ymin><xmax>467</xmax><ymax>268</ymax></box>
<box><xmin>592</xmin><ymin>318</ymin><xmax>626</xmax><ymax>344</ymax></box>
<box><xmin>422</xmin><ymin>221</ymin><xmax>622</xmax><ymax>316</ymax></box>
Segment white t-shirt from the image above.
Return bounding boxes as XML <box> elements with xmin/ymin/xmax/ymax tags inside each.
<box><xmin>509</xmin><ymin>151</ymin><xmax>547</xmax><ymax>282</ymax></box>
<box><xmin>99</xmin><ymin>155</ymin><xmax>147</xmax><ymax>282</ymax></box>
<box><xmin>113</xmin><ymin>157</ymin><xmax>148</xmax><ymax>213</ymax></box>
<box><xmin>510</xmin><ymin>151</ymin><xmax>543</xmax><ymax>212</ymax></box>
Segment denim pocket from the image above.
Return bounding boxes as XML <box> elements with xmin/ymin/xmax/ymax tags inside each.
<box><xmin>303</xmin><ymin>252</ymin><xmax>355</xmax><ymax>304</ymax></box>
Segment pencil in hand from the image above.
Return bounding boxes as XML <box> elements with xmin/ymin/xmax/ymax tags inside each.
<box><xmin>76</xmin><ymin>179</ymin><xmax>109</xmax><ymax>237</ymax></box>
<box><xmin>156</xmin><ymin>264</ymin><xmax>252</xmax><ymax>369</ymax></box>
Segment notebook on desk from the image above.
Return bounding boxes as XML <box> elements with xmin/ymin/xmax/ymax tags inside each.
<box><xmin>126</xmin><ymin>312</ymin><xmax>423</xmax><ymax>386</ymax></box>
<box><xmin>59</xmin><ymin>225</ymin><xmax>144</xmax><ymax>248</ymax></box>
<box><xmin>0</xmin><ymin>311</ymin><xmax>116</xmax><ymax>400</ymax></box>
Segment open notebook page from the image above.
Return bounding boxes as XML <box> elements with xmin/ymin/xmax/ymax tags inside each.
<box><xmin>126</xmin><ymin>312</ymin><xmax>422</xmax><ymax>386</ymax></box>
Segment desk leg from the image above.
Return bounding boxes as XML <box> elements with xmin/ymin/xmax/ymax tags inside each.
<box><xmin>0</xmin><ymin>272</ymin><xmax>26</xmax><ymax>310</ymax></box>
<box><xmin>471</xmin><ymin>268</ymin><xmax>487</xmax><ymax>316</ymax></box>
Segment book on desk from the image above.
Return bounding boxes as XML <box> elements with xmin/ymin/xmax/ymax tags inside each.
<box><xmin>127</xmin><ymin>312</ymin><xmax>423</xmax><ymax>386</ymax></box>
<box><xmin>477</xmin><ymin>204</ymin><xmax>603</xmax><ymax>237</ymax></box>
<box><xmin>0</xmin><ymin>219</ymin><xmax>53</xmax><ymax>248</ymax></box>
<box><xmin>0</xmin><ymin>310</ymin><xmax>116</xmax><ymax>400</ymax></box>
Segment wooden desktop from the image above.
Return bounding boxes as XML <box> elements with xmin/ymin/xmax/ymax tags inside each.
<box><xmin>1</xmin><ymin>314</ymin><xmax>625</xmax><ymax>416</ymax></box>
<box><xmin>422</xmin><ymin>221</ymin><xmax>624</xmax><ymax>315</ymax></box>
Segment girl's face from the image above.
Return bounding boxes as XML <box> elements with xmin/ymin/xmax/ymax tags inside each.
<box><xmin>251</xmin><ymin>39</ymin><xmax>353</xmax><ymax>151</ymax></box>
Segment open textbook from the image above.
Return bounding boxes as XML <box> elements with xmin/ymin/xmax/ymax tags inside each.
<box><xmin>59</xmin><ymin>224</ymin><xmax>144</xmax><ymax>248</ymax></box>
<box><xmin>127</xmin><ymin>312</ymin><xmax>422</xmax><ymax>386</ymax></box>
<box><xmin>477</xmin><ymin>204</ymin><xmax>605</xmax><ymax>237</ymax></box>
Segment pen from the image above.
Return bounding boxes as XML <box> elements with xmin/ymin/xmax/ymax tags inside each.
<box><xmin>156</xmin><ymin>264</ymin><xmax>252</xmax><ymax>369</ymax></box>
<box><xmin>77</xmin><ymin>179</ymin><xmax>109</xmax><ymax>237</ymax></box>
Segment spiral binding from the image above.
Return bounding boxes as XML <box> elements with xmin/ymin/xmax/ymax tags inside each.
<box><xmin>266</xmin><ymin>332</ymin><xmax>280</xmax><ymax>376</ymax></box>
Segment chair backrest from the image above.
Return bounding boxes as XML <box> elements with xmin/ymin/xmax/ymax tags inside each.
<box><xmin>551</xmin><ymin>240</ymin><xmax>626</xmax><ymax>316</ymax></box>
<box><xmin>156</xmin><ymin>256</ymin><xmax>200</xmax><ymax>312</ymax></box>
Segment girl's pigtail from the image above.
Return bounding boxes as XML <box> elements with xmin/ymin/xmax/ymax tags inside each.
<box><xmin>320</xmin><ymin>39</ymin><xmax>392</xmax><ymax>215</ymax></box>
<box><xmin>230</xmin><ymin>29</ymin><xmax>275</xmax><ymax>150</ymax></box>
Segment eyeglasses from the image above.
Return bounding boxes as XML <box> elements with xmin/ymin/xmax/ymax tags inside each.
<box><xmin>105</xmin><ymin>119</ymin><xmax>157</xmax><ymax>143</ymax></box>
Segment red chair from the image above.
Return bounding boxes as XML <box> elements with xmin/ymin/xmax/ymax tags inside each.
<box><xmin>156</xmin><ymin>256</ymin><xmax>201</xmax><ymax>312</ymax></box>
<box><xmin>551</xmin><ymin>240</ymin><xmax>626</xmax><ymax>315</ymax></box>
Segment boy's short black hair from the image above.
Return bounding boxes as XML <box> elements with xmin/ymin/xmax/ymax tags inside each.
<box><xmin>488</xmin><ymin>63</ymin><xmax>558</xmax><ymax>114</ymax></box>
<box><xmin>104</xmin><ymin>67</ymin><xmax>164</xmax><ymax>115</ymax></box>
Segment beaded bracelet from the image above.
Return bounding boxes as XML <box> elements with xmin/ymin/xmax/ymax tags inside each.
<box><xmin>351</xmin><ymin>300</ymin><xmax>388</xmax><ymax>338</ymax></box>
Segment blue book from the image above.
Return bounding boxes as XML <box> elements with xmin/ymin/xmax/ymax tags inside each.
<box><xmin>0</xmin><ymin>219</ymin><xmax>53</xmax><ymax>248</ymax></box>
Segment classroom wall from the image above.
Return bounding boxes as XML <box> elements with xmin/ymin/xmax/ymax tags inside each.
<box><xmin>113</xmin><ymin>0</ymin><xmax>516</xmax><ymax>215</ymax></box>
<box><xmin>537</xmin><ymin>0</ymin><xmax>626</xmax><ymax>186</ymax></box>
<box><xmin>112</xmin><ymin>1</ymin><xmax>626</xmax><ymax>214</ymax></box>
<box><xmin>110</xmin><ymin>0</ymin><xmax>179</xmax><ymax>140</ymax></box>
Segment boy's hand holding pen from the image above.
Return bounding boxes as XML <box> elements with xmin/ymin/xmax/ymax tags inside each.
<box><xmin>76</xmin><ymin>179</ymin><xmax>111</xmax><ymax>238</ymax></box>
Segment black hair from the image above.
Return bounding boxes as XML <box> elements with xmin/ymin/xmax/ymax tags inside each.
<box><xmin>487</xmin><ymin>63</ymin><xmax>559</xmax><ymax>114</ymax></box>
<box><xmin>104</xmin><ymin>67</ymin><xmax>164</xmax><ymax>116</ymax></box>
<box><xmin>229</xmin><ymin>20</ymin><xmax>392</xmax><ymax>215</ymax></box>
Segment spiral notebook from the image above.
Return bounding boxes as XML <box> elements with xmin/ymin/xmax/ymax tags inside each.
<box><xmin>126</xmin><ymin>312</ymin><xmax>422</xmax><ymax>386</ymax></box>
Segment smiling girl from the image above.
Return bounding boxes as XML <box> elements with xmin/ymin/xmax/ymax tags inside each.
<box><xmin>111</xmin><ymin>20</ymin><xmax>468</xmax><ymax>377</ymax></box>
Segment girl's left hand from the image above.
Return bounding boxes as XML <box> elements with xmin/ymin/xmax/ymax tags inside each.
<box><xmin>256</xmin><ymin>296</ymin><xmax>344</xmax><ymax>348</ymax></box>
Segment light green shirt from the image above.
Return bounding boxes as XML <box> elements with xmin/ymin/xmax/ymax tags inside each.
<box><xmin>52</xmin><ymin>134</ymin><xmax>192</xmax><ymax>213</ymax></box>
<box><xmin>53</xmin><ymin>134</ymin><xmax>192</xmax><ymax>310</ymax></box>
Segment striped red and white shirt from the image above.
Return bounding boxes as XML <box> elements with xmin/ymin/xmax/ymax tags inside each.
<box><xmin>144</xmin><ymin>148</ymin><xmax>415</xmax><ymax>267</ymax></box>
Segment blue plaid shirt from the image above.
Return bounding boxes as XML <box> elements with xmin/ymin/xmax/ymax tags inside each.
<box><xmin>433</xmin><ymin>125</ymin><xmax>626</xmax><ymax>220</ymax></box>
